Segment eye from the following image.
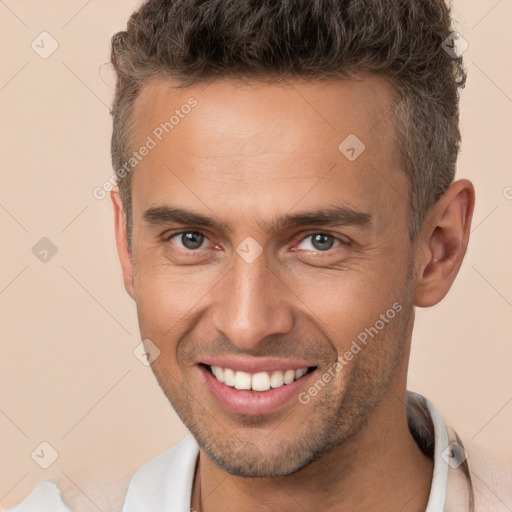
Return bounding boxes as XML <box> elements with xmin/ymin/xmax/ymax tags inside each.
<box><xmin>167</xmin><ymin>231</ymin><xmax>210</xmax><ymax>251</ymax></box>
<box><xmin>296</xmin><ymin>233</ymin><xmax>345</xmax><ymax>252</ymax></box>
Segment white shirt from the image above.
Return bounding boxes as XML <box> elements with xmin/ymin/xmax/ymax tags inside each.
<box><xmin>0</xmin><ymin>481</ymin><xmax>71</xmax><ymax>512</ymax></box>
<box><xmin>5</xmin><ymin>392</ymin><xmax>511</xmax><ymax>511</ymax></box>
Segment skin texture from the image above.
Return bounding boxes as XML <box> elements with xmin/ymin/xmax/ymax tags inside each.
<box><xmin>111</xmin><ymin>75</ymin><xmax>475</xmax><ymax>511</ymax></box>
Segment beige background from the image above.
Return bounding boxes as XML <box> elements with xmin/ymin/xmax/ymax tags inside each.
<box><xmin>1</xmin><ymin>0</ymin><xmax>511</xmax><ymax>509</ymax></box>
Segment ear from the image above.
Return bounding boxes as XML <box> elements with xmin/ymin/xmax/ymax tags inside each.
<box><xmin>110</xmin><ymin>188</ymin><xmax>135</xmax><ymax>300</ymax></box>
<box><xmin>413</xmin><ymin>179</ymin><xmax>475</xmax><ymax>307</ymax></box>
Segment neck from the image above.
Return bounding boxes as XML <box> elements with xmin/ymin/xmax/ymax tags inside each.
<box><xmin>191</xmin><ymin>382</ymin><xmax>434</xmax><ymax>512</ymax></box>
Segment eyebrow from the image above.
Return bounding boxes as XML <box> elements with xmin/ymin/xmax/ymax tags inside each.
<box><xmin>142</xmin><ymin>204</ymin><xmax>372</xmax><ymax>232</ymax></box>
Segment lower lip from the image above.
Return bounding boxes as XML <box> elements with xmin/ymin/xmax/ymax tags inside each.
<box><xmin>199</xmin><ymin>365</ymin><xmax>316</xmax><ymax>415</ymax></box>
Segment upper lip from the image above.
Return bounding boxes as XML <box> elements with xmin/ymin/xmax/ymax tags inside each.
<box><xmin>198</xmin><ymin>356</ymin><xmax>316</xmax><ymax>374</ymax></box>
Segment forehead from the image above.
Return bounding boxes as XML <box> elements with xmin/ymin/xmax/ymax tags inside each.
<box><xmin>132</xmin><ymin>74</ymin><xmax>396</xmax><ymax>153</ymax></box>
<box><xmin>128</xmin><ymin>75</ymin><xmax>407</xmax><ymax>232</ymax></box>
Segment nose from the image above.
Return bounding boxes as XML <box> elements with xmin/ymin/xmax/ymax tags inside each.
<box><xmin>210</xmin><ymin>250</ymin><xmax>295</xmax><ymax>351</ymax></box>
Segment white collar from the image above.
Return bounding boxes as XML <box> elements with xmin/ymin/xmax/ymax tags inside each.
<box><xmin>414</xmin><ymin>392</ymin><xmax>449</xmax><ymax>511</ymax></box>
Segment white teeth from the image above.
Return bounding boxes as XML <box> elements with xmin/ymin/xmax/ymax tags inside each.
<box><xmin>252</xmin><ymin>372</ymin><xmax>271</xmax><ymax>391</ymax></box>
<box><xmin>295</xmin><ymin>368</ymin><xmax>308</xmax><ymax>379</ymax></box>
<box><xmin>270</xmin><ymin>370</ymin><xmax>284</xmax><ymax>388</ymax></box>
<box><xmin>211</xmin><ymin>366</ymin><xmax>224</xmax><ymax>383</ymax></box>
<box><xmin>234</xmin><ymin>371</ymin><xmax>252</xmax><ymax>390</ymax></box>
<box><xmin>210</xmin><ymin>365</ymin><xmax>310</xmax><ymax>391</ymax></box>
<box><xmin>283</xmin><ymin>369</ymin><xmax>295</xmax><ymax>384</ymax></box>
<box><xmin>224</xmin><ymin>368</ymin><xmax>235</xmax><ymax>387</ymax></box>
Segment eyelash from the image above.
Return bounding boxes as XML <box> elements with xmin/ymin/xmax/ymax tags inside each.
<box><xmin>165</xmin><ymin>230</ymin><xmax>350</xmax><ymax>254</ymax></box>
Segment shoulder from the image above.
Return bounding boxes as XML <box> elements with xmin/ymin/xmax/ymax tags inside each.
<box><xmin>444</xmin><ymin>425</ymin><xmax>512</xmax><ymax>512</ymax></box>
<box><xmin>122</xmin><ymin>434</ymin><xmax>199</xmax><ymax>512</ymax></box>
<box><xmin>0</xmin><ymin>481</ymin><xmax>71</xmax><ymax>512</ymax></box>
<box><xmin>406</xmin><ymin>392</ymin><xmax>511</xmax><ymax>512</ymax></box>
<box><xmin>465</xmin><ymin>438</ymin><xmax>512</xmax><ymax>512</ymax></box>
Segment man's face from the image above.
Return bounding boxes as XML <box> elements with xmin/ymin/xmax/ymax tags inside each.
<box><xmin>123</xmin><ymin>76</ymin><xmax>417</xmax><ymax>477</ymax></box>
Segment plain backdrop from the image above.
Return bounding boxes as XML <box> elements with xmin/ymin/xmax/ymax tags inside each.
<box><xmin>1</xmin><ymin>0</ymin><xmax>511</xmax><ymax>509</ymax></box>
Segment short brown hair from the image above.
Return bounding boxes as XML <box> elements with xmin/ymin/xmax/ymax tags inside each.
<box><xmin>110</xmin><ymin>0</ymin><xmax>466</xmax><ymax>252</ymax></box>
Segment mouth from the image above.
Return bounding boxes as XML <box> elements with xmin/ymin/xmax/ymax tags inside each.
<box><xmin>202</xmin><ymin>363</ymin><xmax>316</xmax><ymax>391</ymax></box>
<box><xmin>198</xmin><ymin>362</ymin><xmax>318</xmax><ymax>415</ymax></box>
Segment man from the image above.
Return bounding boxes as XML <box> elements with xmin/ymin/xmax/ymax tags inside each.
<box><xmin>3</xmin><ymin>2</ymin><xmax>509</xmax><ymax>511</ymax></box>
<box><xmin>3</xmin><ymin>2</ymin><xmax>500</xmax><ymax>512</ymax></box>
<box><xmin>104</xmin><ymin>0</ymin><xmax>512</xmax><ymax>511</ymax></box>
<box><xmin>3</xmin><ymin>1</ymin><xmax>509</xmax><ymax>511</ymax></box>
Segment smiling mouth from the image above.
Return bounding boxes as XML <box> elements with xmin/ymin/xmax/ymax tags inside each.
<box><xmin>201</xmin><ymin>363</ymin><xmax>317</xmax><ymax>392</ymax></box>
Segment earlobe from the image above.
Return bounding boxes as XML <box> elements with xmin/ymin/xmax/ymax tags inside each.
<box><xmin>413</xmin><ymin>180</ymin><xmax>475</xmax><ymax>308</ymax></box>
<box><xmin>110</xmin><ymin>189</ymin><xmax>136</xmax><ymax>300</ymax></box>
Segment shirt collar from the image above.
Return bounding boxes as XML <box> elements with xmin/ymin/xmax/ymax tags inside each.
<box><xmin>407</xmin><ymin>391</ymin><xmax>450</xmax><ymax>511</ymax></box>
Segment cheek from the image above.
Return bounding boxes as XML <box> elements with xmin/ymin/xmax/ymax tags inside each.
<box><xmin>282</xmin><ymin>263</ymin><xmax>406</xmax><ymax>350</ymax></box>
<box><xmin>134</xmin><ymin>261</ymin><xmax>219</xmax><ymax>334</ymax></box>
